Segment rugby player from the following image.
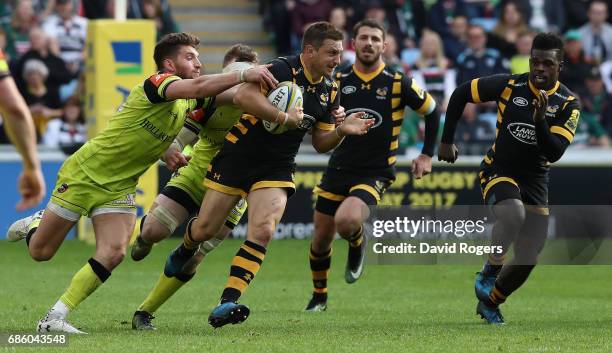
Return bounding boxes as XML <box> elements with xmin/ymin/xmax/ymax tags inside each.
<box><xmin>6</xmin><ymin>33</ymin><xmax>276</xmax><ymax>333</ymax></box>
<box><xmin>162</xmin><ymin>22</ymin><xmax>374</xmax><ymax>328</ymax></box>
<box><xmin>439</xmin><ymin>32</ymin><xmax>581</xmax><ymax>324</ymax></box>
<box><xmin>305</xmin><ymin>19</ymin><xmax>440</xmax><ymax>311</ymax></box>
<box><xmin>131</xmin><ymin>44</ymin><xmax>258</xmax><ymax>330</ymax></box>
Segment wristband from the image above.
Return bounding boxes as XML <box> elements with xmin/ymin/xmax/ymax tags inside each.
<box><xmin>239</xmin><ymin>69</ymin><xmax>247</xmax><ymax>83</ymax></box>
<box><xmin>335</xmin><ymin>126</ymin><xmax>344</xmax><ymax>138</ymax></box>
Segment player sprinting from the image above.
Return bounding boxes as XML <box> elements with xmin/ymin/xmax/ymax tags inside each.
<box><xmin>130</xmin><ymin>45</ymin><xmax>258</xmax><ymax>330</ymax></box>
<box><xmin>6</xmin><ymin>33</ymin><xmax>277</xmax><ymax>334</ymax></box>
<box><xmin>162</xmin><ymin>22</ymin><xmax>374</xmax><ymax>328</ymax></box>
<box><xmin>305</xmin><ymin>19</ymin><xmax>440</xmax><ymax>311</ymax></box>
<box><xmin>0</xmin><ymin>48</ymin><xmax>45</xmax><ymax>210</ymax></box>
<box><xmin>438</xmin><ymin>33</ymin><xmax>581</xmax><ymax>324</ymax></box>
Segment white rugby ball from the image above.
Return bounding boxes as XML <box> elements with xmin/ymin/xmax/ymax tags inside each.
<box><xmin>263</xmin><ymin>81</ymin><xmax>303</xmax><ymax>134</ymax></box>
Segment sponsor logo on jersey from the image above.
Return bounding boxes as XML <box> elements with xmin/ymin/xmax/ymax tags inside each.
<box><xmin>112</xmin><ymin>193</ymin><xmax>136</xmax><ymax>206</ymax></box>
<box><xmin>149</xmin><ymin>73</ymin><xmax>173</xmax><ymax>87</ymax></box>
<box><xmin>342</xmin><ymin>85</ymin><xmax>357</xmax><ymax>94</ymax></box>
<box><xmin>565</xmin><ymin>109</ymin><xmax>580</xmax><ymax>132</ymax></box>
<box><xmin>512</xmin><ymin>97</ymin><xmax>529</xmax><ymax>107</ymax></box>
<box><xmin>376</xmin><ymin>87</ymin><xmax>388</xmax><ymax>99</ymax></box>
<box><xmin>507</xmin><ymin>122</ymin><xmax>537</xmax><ymax>144</ymax></box>
<box><xmin>319</xmin><ymin>93</ymin><xmax>329</xmax><ymax>106</ymax></box>
<box><xmin>410</xmin><ymin>80</ymin><xmax>426</xmax><ymax>99</ymax></box>
<box><xmin>345</xmin><ymin>108</ymin><xmax>383</xmax><ymax>129</ymax></box>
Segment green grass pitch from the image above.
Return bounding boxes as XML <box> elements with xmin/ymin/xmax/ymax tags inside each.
<box><xmin>1</xmin><ymin>239</ymin><xmax>611</xmax><ymax>352</ymax></box>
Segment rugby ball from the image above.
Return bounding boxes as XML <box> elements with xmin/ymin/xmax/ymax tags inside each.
<box><xmin>263</xmin><ymin>81</ymin><xmax>303</xmax><ymax>134</ymax></box>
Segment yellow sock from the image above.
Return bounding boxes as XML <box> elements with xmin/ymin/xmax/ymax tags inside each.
<box><xmin>59</xmin><ymin>261</ymin><xmax>108</xmax><ymax>310</ymax></box>
<box><xmin>138</xmin><ymin>273</ymin><xmax>186</xmax><ymax>313</ymax></box>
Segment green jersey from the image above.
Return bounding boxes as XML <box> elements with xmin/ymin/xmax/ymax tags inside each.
<box><xmin>184</xmin><ymin>104</ymin><xmax>244</xmax><ymax>169</ymax></box>
<box><xmin>72</xmin><ymin>73</ymin><xmax>212</xmax><ymax>191</ymax></box>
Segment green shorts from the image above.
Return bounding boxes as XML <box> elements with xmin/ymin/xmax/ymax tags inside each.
<box><xmin>50</xmin><ymin>157</ymin><xmax>137</xmax><ymax>221</ymax></box>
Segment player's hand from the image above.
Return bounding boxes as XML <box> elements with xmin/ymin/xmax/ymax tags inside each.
<box><xmin>533</xmin><ymin>89</ymin><xmax>548</xmax><ymax>122</ymax></box>
<box><xmin>337</xmin><ymin>111</ymin><xmax>374</xmax><ymax>136</ymax></box>
<box><xmin>438</xmin><ymin>143</ymin><xmax>459</xmax><ymax>163</ymax></box>
<box><xmin>284</xmin><ymin>106</ymin><xmax>304</xmax><ymax>130</ymax></box>
<box><xmin>332</xmin><ymin>105</ymin><xmax>346</xmax><ymax>126</ymax></box>
<box><xmin>163</xmin><ymin>148</ymin><xmax>191</xmax><ymax>172</ymax></box>
<box><xmin>16</xmin><ymin>167</ymin><xmax>45</xmax><ymax>211</ymax></box>
<box><xmin>244</xmin><ymin>65</ymin><xmax>278</xmax><ymax>90</ymax></box>
<box><xmin>411</xmin><ymin>154</ymin><xmax>432</xmax><ymax>179</ymax></box>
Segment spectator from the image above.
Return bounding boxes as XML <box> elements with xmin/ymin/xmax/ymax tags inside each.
<box><xmin>13</xmin><ymin>27</ymin><xmax>73</xmax><ymax>97</ymax></box>
<box><xmin>564</xmin><ymin>0</ymin><xmax>591</xmax><ymax>30</ymax></box>
<box><xmin>43</xmin><ymin>95</ymin><xmax>86</xmax><ymax>154</ymax></box>
<box><xmin>329</xmin><ymin>7</ymin><xmax>354</xmax><ymax>69</ymax></box>
<box><xmin>500</xmin><ymin>0</ymin><xmax>565</xmax><ymax>33</ymax></box>
<box><xmin>428</xmin><ymin>0</ymin><xmax>467</xmax><ymax>40</ymax></box>
<box><xmin>411</xmin><ymin>29</ymin><xmax>455</xmax><ymax>112</ymax></box>
<box><xmin>510</xmin><ymin>31</ymin><xmax>534</xmax><ymax>74</ymax></box>
<box><xmin>383</xmin><ymin>33</ymin><xmax>404</xmax><ymax>73</ymax></box>
<box><xmin>2</xmin><ymin>0</ymin><xmax>38</xmax><ymax>60</ymax></box>
<box><xmin>560</xmin><ymin>29</ymin><xmax>591</xmax><ymax>93</ymax></box>
<box><xmin>21</xmin><ymin>59</ymin><xmax>63</xmax><ymax>140</ymax></box>
<box><xmin>455</xmin><ymin>24</ymin><xmax>508</xmax><ymax>85</ymax></box>
<box><xmin>390</xmin><ymin>0</ymin><xmax>426</xmax><ymax>47</ymax></box>
<box><xmin>454</xmin><ymin>103</ymin><xmax>495</xmax><ymax>155</ymax></box>
<box><xmin>42</xmin><ymin>0</ymin><xmax>87</xmax><ymax>73</ymax></box>
<box><xmin>443</xmin><ymin>14</ymin><xmax>468</xmax><ymax>65</ymax></box>
<box><xmin>266</xmin><ymin>0</ymin><xmax>292</xmax><ymax>56</ymax></box>
<box><xmin>578</xmin><ymin>0</ymin><xmax>612</xmax><ymax>64</ymax></box>
<box><xmin>290</xmin><ymin>0</ymin><xmax>333</xmax><ymax>53</ymax></box>
<box><xmin>576</xmin><ymin>65</ymin><xmax>612</xmax><ymax>147</ymax></box>
<box><xmin>142</xmin><ymin>0</ymin><xmax>179</xmax><ymax>40</ymax></box>
<box><xmin>488</xmin><ymin>1</ymin><xmax>530</xmax><ymax>58</ymax></box>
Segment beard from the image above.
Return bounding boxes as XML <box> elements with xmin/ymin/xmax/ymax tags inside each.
<box><xmin>356</xmin><ymin>49</ymin><xmax>381</xmax><ymax>67</ymax></box>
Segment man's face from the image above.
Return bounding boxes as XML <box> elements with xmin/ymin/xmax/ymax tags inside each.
<box><xmin>588</xmin><ymin>2</ymin><xmax>608</xmax><ymax>26</ymax></box>
<box><xmin>353</xmin><ymin>26</ymin><xmax>386</xmax><ymax>66</ymax></box>
<box><xmin>467</xmin><ymin>27</ymin><xmax>486</xmax><ymax>51</ymax></box>
<box><xmin>56</xmin><ymin>2</ymin><xmax>73</xmax><ymax>19</ymax></box>
<box><xmin>170</xmin><ymin>46</ymin><xmax>201</xmax><ymax>79</ymax></box>
<box><xmin>529</xmin><ymin>49</ymin><xmax>562</xmax><ymax>90</ymax></box>
<box><xmin>309</xmin><ymin>39</ymin><xmax>342</xmax><ymax>77</ymax></box>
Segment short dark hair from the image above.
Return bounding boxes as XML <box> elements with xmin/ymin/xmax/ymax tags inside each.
<box><xmin>352</xmin><ymin>18</ymin><xmax>386</xmax><ymax>40</ymax></box>
<box><xmin>223</xmin><ymin>44</ymin><xmax>258</xmax><ymax>67</ymax></box>
<box><xmin>531</xmin><ymin>32</ymin><xmax>564</xmax><ymax>59</ymax></box>
<box><xmin>153</xmin><ymin>32</ymin><xmax>200</xmax><ymax>70</ymax></box>
<box><xmin>301</xmin><ymin>21</ymin><xmax>344</xmax><ymax>50</ymax></box>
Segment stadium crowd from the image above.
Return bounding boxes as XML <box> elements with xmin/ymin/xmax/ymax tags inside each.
<box><xmin>262</xmin><ymin>0</ymin><xmax>612</xmax><ymax>152</ymax></box>
<box><xmin>0</xmin><ymin>0</ymin><xmax>178</xmax><ymax>153</ymax></box>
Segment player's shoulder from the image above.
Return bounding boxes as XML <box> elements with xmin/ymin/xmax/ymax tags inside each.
<box><xmin>382</xmin><ymin>65</ymin><xmax>404</xmax><ymax>80</ymax></box>
<box><xmin>507</xmin><ymin>72</ymin><xmax>529</xmax><ymax>86</ymax></box>
<box><xmin>145</xmin><ymin>72</ymin><xmax>180</xmax><ymax>87</ymax></box>
<box><xmin>555</xmin><ymin>82</ymin><xmax>581</xmax><ymax>107</ymax></box>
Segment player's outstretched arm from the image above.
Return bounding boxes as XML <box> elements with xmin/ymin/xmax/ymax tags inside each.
<box><xmin>412</xmin><ymin>108</ymin><xmax>441</xmax><ymax>178</ymax></box>
<box><xmin>165</xmin><ymin>65</ymin><xmax>278</xmax><ymax>100</ymax></box>
<box><xmin>0</xmin><ymin>77</ymin><xmax>45</xmax><ymax>210</ymax></box>
<box><xmin>233</xmin><ymin>82</ymin><xmax>303</xmax><ymax>129</ymax></box>
<box><xmin>311</xmin><ymin>112</ymin><xmax>373</xmax><ymax>153</ymax></box>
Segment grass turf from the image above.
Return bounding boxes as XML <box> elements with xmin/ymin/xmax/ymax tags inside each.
<box><xmin>0</xmin><ymin>239</ymin><xmax>610</xmax><ymax>353</ymax></box>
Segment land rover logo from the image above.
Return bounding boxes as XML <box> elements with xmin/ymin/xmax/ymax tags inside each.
<box><xmin>507</xmin><ymin>122</ymin><xmax>537</xmax><ymax>144</ymax></box>
<box><xmin>345</xmin><ymin>108</ymin><xmax>383</xmax><ymax>128</ymax></box>
<box><xmin>342</xmin><ymin>85</ymin><xmax>357</xmax><ymax>94</ymax></box>
<box><xmin>513</xmin><ymin>97</ymin><xmax>528</xmax><ymax>107</ymax></box>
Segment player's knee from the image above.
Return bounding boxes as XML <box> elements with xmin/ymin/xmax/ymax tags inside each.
<box><xmin>100</xmin><ymin>245</ymin><xmax>127</xmax><ymax>268</ymax></box>
<box><xmin>334</xmin><ymin>214</ymin><xmax>361</xmax><ymax>238</ymax></box>
<box><xmin>250</xmin><ymin>220</ymin><xmax>276</xmax><ymax>245</ymax></box>
<box><xmin>29</xmin><ymin>245</ymin><xmax>54</xmax><ymax>262</ymax></box>
<box><xmin>144</xmin><ymin>206</ymin><xmax>179</xmax><ymax>242</ymax></box>
<box><xmin>190</xmin><ymin>217</ymin><xmax>218</xmax><ymax>242</ymax></box>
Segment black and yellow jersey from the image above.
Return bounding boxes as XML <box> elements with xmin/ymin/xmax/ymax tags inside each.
<box><xmin>462</xmin><ymin>73</ymin><xmax>580</xmax><ymax>177</ymax></box>
<box><xmin>0</xmin><ymin>49</ymin><xmax>10</xmax><ymax>79</ymax></box>
<box><xmin>219</xmin><ymin>55</ymin><xmax>338</xmax><ymax>166</ymax></box>
<box><xmin>328</xmin><ymin>64</ymin><xmax>436</xmax><ymax>178</ymax></box>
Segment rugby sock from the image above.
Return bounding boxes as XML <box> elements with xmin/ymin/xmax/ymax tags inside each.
<box><xmin>487</xmin><ymin>285</ymin><xmax>508</xmax><ymax>306</ymax></box>
<box><xmin>309</xmin><ymin>246</ymin><xmax>332</xmax><ymax>299</ymax></box>
<box><xmin>495</xmin><ymin>264</ymin><xmax>535</xmax><ymax>298</ymax></box>
<box><xmin>347</xmin><ymin>227</ymin><xmax>363</xmax><ymax>248</ymax></box>
<box><xmin>220</xmin><ymin>240</ymin><xmax>266</xmax><ymax>304</ymax></box>
<box><xmin>138</xmin><ymin>272</ymin><xmax>195</xmax><ymax>313</ymax></box>
<box><xmin>59</xmin><ymin>258</ymin><xmax>110</xmax><ymax>311</ymax></box>
<box><xmin>483</xmin><ymin>253</ymin><xmax>506</xmax><ymax>276</ymax></box>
